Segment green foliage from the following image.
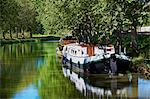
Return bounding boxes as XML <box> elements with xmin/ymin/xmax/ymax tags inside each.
<box><xmin>94</xmin><ymin>0</ymin><xmax>149</xmax><ymax>31</ymax></box>
<box><xmin>0</xmin><ymin>0</ymin><xmax>19</xmax><ymax>30</ymax></box>
<box><xmin>132</xmin><ymin>54</ymin><xmax>144</xmax><ymax>67</ymax></box>
<box><xmin>0</xmin><ymin>0</ymin><xmax>44</xmax><ymax>39</ymax></box>
<box><xmin>93</xmin><ymin>0</ymin><xmax>150</xmax><ymax>52</ymax></box>
<box><xmin>1</xmin><ymin>0</ymin><xmax>149</xmax><ymax>47</ymax></box>
<box><xmin>32</xmin><ymin>0</ymin><xmax>150</xmax><ymax>45</ymax></box>
<box><xmin>32</xmin><ymin>0</ymin><xmax>100</xmax><ymax>44</ymax></box>
<box><xmin>31</xmin><ymin>22</ymin><xmax>45</xmax><ymax>35</ymax></box>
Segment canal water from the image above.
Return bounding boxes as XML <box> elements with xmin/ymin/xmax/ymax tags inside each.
<box><xmin>0</xmin><ymin>41</ymin><xmax>150</xmax><ymax>99</ymax></box>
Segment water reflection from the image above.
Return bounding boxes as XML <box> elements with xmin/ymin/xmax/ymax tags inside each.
<box><xmin>36</xmin><ymin>43</ymin><xmax>85</xmax><ymax>99</ymax></box>
<box><xmin>0</xmin><ymin>42</ymin><xmax>84</xmax><ymax>99</ymax></box>
<box><xmin>13</xmin><ymin>84</ymin><xmax>39</xmax><ymax>99</ymax></box>
<box><xmin>0</xmin><ymin>42</ymin><xmax>150</xmax><ymax>99</ymax></box>
<box><xmin>62</xmin><ymin>61</ymin><xmax>150</xmax><ymax>99</ymax></box>
<box><xmin>0</xmin><ymin>42</ymin><xmax>45</xmax><ymax>99</ymax></box>
<box><xmin>138</xmin><ymin>79</ymin><xmax>150</xmax><ymax>98</ymax></box>
<box><xmin>62</xmin><ymin>67</ymin><xmax>133</xmax><ymax>98</ymax></box>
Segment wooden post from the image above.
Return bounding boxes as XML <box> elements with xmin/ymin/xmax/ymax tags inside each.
<box><xmin>119</xmin><ymin>45</ymin><xmax>121</xmax><ymax>54</ymax></box>
<box><xmin>124</xmin><ymin>47</ymin><xmax>126</xmax><ymax>54</ymax></box>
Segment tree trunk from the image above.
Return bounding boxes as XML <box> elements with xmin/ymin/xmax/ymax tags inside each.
<box><xmin>30</xmin><ymin>32</ymin><xmax>32</xmax><ymax>38</ymax></box>
<box><xmin>10</xmin><ymin>25</ymin><xmax>12</xmax><ymax>39</ymax></box>
<box><xmin>19</xmin><ymin>28</ymin><xmax>22</xmax><ymax>38</ymax></box>
<box><xmin>3</xmin><ymin>31</ymin><xmax>5</xmax><ymax>39</ymax></box>
<box><xmin>16</xmin><ymin>27</ymin><xmax>18</xmax><ymax>38</ymax></box>
<box><xmin>131</xmin><ymin>26</ymin><xmax>138</xmax><ymax>54</ymax></box>
<box><xmin>116</xmin><ymin>30</ymin><xmax>122</xmax><ymax>54</ymax></box>
<box><xmin>22</xmin><ymin>29</ymin><xmax>25</xmax><ymax>39</ymax></box>
<box><xmin>29</xmin><ymin>28</ymin><xmax>32</xmax><ymax>38</ymax></box>
<box><xmin>117</xmin><ymin>30</ymin><xmax>122</xmax><ymax>47</ymax></box>
<box><xmin>10</xmin><ymin>29</ymin><xmax>12</xmax><ymax>39</ymax></box>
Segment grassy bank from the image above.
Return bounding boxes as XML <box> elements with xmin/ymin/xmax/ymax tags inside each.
<box><xmin>0</xmin><ymin>36</ymin><xmax>60</xmax><ymax>45</ymax></box>
<box><xmin>0</xmin><ymin>32</ymin><xmax>61</xmax><ymax>45</ymax></box>
<box><xmin>32</xmin><ymin>34</ymin><xmax>63</xmax><ymax>38</ymax></box>
<box><xmin>0</xmin><ymin>39</ymin><xmax>36</xmax><ymax>45</ymax></box>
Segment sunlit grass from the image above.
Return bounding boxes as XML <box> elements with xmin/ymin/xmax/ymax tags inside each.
<box><xmin>32</xmin><ymin>34</ymin><xmax>62</xmax><ymax>37</ymax></box>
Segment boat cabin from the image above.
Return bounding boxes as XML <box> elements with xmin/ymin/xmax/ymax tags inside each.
<box><xmin>63</xmin><ymin>43</ymin><xmax>115</xmax><ymax>57</ymax></box>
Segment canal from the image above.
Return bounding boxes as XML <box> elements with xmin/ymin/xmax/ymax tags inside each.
<box><xmin>0</xmin><ymin>41</ymin><xmax>150</xmax><ymax>99</ymax></box>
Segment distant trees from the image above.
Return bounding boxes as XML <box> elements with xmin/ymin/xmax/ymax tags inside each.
<box><xmin>0</xmin><ymin>0</ymin><xmax>19</xmax><ymax>39</ymax></box>
<box><xmin>0</xmin><ymin>0</ymin><xmax>44</xmax><ymax>39</ymax></box>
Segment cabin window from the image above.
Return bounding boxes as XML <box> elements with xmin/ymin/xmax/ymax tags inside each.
<box><xmin>75</xmin><ymin>51</ymin><xmax>77</xmax><ymax>54</ymax></box>
<box><xmin>68</xmin><ymin>48</ymin><xmax>70</xmax><ymax>53</ymax></box>
<box><xmin>82</xmin><ymin>51</ymin><xmax>84</xmax><ymax>55</ymax></box>
<box><xmin>65</xmin><ymin>47</ymin><xmax>67</xmax><ymax>51</ymax></box>
<box><xmin>107</xmin><ymin>49</ymin><xmax>111</xmax><ymax>51</ymax></box>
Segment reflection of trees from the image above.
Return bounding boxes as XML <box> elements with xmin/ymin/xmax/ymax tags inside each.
<box><xmin>37</xmin><ymin>42</ymin><xmax>84</xmax><ymax>99</ymax></box>
<box><xmin>0</xmin><ymin>42</ymin><xmax>44</xmax><ymax>99</ymax></box>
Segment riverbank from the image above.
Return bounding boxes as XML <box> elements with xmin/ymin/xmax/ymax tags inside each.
<box><xmin>131</xmin><ymin>56</ymin><xmax>150</xmax><ymax>78</ymax></box>
<box><xmin>0</xmin><ymin>36</ymin><xmax>60</xmax><ymax>45</ymax></box>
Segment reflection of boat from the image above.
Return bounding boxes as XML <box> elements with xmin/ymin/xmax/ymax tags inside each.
<box><xmin>56</xmin><ymin>36</ymin><xmax>77</xmax><ymax>58</ymax></box>
<box><xmin>62</xmin><ymin>43</ymin><xmax>131</xmax><ymax>74</ymax></box>
<box><xmin>62</xmin><ymin>67</ymin><xmax>131</xmax><ymax>98</ymax></box>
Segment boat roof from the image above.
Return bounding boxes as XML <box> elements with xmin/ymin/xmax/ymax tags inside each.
<box><xmin>62</xmin><ymin>36</ymin><xmax>77</xmax><ymax>40</ymax></box>
<box><xmin>65</xmin><ymin>43</ymin><xmax>95</xmax><ymax>47</ymax></box>
<box><xmin>65</xmin><ymin>43</ymin><xmax>114</xmax><ymax>48</ymax></box>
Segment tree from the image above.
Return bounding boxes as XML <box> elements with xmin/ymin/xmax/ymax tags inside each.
<box><xmin>94</xmin><ymin>0</ymin><xmax>150</xmax><ymax>53</ymax></box>
<box><xmin>0</xmin><ymin>0</ymin><xmax>20</xmax><ymax>39</ymax></box>
<box><xmin>16</xmin><ymin>0</ymin><xmax>38</xmax><ymax>38</ymax></box>
<box><xmin>0</xmin><ymin>0</ymin><xmax>41</xmax><ymax>39</ymax></box>
<box><xmin>32</xmin><ymin>0</ymin><xmax>149</xmax><ymax>47</ymax></box>
<box><xmin>32</xmin><ymin>0</ymin><xmax>101</xmax><ymax>44</ymax></box>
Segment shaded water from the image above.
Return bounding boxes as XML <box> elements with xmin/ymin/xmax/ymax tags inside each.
<box><xmin>0</xmin><ymin>41</ymin><xmax>150</xmax><ymax>99</ymax></box>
